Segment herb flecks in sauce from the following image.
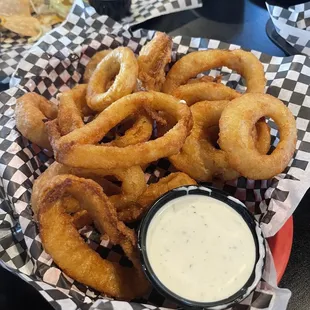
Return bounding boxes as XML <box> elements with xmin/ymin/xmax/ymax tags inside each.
<box><xmin>146</xmin><ymin>195</ymin><xmax>256</xmax><ymax>303</ymax></box>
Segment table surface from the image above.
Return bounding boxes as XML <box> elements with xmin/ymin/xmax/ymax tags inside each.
<box><xmin>1</xmin><ymin>1</ymin><xmax>310</xmax><ymax>309</ymax></box>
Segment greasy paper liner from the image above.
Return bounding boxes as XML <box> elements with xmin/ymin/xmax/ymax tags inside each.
<box><xmin>0</xmin><ymin>0</ymin><xmax>202</xmax><ymax>84</ymax></box>
<box><xmin>267</xmin><ymin>1</ymin><xmax>310</xmax><ymax>56</ymax></box>
<box><xmin>1</xmin><ymin>0</ymin><xmax>309</xmax><ymax>309</ymax></box>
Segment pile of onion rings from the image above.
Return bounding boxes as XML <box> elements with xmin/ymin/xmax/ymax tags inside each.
<box><xmin>14</xmin><ymin>31</ymin><xmax>297</xmax><ymax>299</ymax></box>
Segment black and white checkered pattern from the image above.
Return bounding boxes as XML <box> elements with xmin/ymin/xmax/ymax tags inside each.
<box><xmin>122</xmin><ymin>0</ymin><xmax>202</xmax><ymax>26</ymax></box>
<box><xmin>0</xmin><ymin>0</ymin><xmax>202</xmax><ymax>84</ymax></box>
<box><xmin>267</xmin><ymin>1</ymin><xmax>310</xmax><ymax>56</ymax></box>
<box><xmin>0</xmin><ymin>1</ymin><xmax>308</xmax><ymax>309</ymax></box>
<box><xmin>0</xmin><ymin>31</ymin><xmax>31</xmax><ymax>84</ymax></box>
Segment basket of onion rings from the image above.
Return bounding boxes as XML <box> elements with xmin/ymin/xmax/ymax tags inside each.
<box><xmin>0</xmin><ymin>1</ymin><xmax>310</xmax><ymax>309</ymax></box>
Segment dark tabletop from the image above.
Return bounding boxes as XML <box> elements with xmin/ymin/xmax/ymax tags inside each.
<box><xmin>1</xmin><ymin>0</ymin><xmax>310</xmax><ymax>309</ymax></box>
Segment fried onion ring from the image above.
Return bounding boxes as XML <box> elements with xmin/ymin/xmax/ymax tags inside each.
<box><xmin>162</xmin><ymin>49</ymin><xmax>266</xmax><ymax>94</ymax></box>
<box><xmin>87</xmin><ymin>47</ymin><xmax>138</xmax><ymax>112</ymax></box>
<box><xmin>31</xmin><ymin>162</ymin><xmax>146</xmax><ymax>217</ymax></box>
<box><xmin>15</xmin><ymin>92</ymin><xmax>58</xmax><ymax>150</ymax></box>
<box><xmin>38</xmin><ymin>174</ymin><xmax>149</xmax><ymax>299</ymax></box>
<box><xmin>47</xmin><ymin>92</ymin><xmax>192</xmax><ymax>170</ymax></box>
<box><xmin>187</xmin><ymin>75</ymin><xmax>222</xmax><ymax>84</ymax></box>
<box><xmin>118</xmin><ymin>172</ymin><xmax>197</xmax><ymax>222</ymax></box>
<box><xmin>157</xmin><ymin>81</ymin><xmax>241</xmax><ymax>136</ymax></box>
<box><xmin>106</xmin><ymin>113</ymin><xmax>153</xmax><ymax>147</ymax></box>
<box><xmin>83</xmin><ymin>50</ymin><xmax>111</xmax><ymax>83</ymax></box>
<box><xmin>137</xmin><ymin>32</ymin><xmax>172</xmax><ymax>91</ymax></box>
<box><xmin>172</xmin><ymin>81</ymin><xmax>241</xmax><ymax>106</ymax></box>
<box><xmin>170</xmin><ymin>100</ymin><xmax>271</xmax><ymax>181</ymax></box>
<box><xmin>58</xmin><ymin>84</ymin><xmax>93</xmax><ymax>136</ymax></box>
<box><xmin>58</xmin><ymin>85</ymin><xmax>153</xmax><ymax>146</ymax></box>
<box><xmin>218</xmin><ymin>93</ymin><xmax>296</xmax><ymax>180</ymax></box>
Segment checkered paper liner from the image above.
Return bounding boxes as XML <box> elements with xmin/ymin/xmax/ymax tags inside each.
<box><xmin>0</xmin><ymin>31</ymin><xmax>32</xmax><ymax>84</ymax></box>
<box><xmin>1</xmin><ymin>0</ymin><xmax>310</xmax><ymax>308</ymax></box>
<box><xmin>0</xmin><ymin>0</ymin><xmax>202</xmax><ymax>85</ymax></box>
<box><xmin>267</xmin><ymin>1</ymin><xmax>310</xmax><ymax>56</ymax></box>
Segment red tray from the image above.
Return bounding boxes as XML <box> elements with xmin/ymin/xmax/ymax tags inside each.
<box><xmin>267</xmin><ymin>216</ymin><xmax>293</xmax><ymax>284</ymax></box>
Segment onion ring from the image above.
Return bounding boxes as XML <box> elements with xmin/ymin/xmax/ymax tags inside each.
<box><xmin>218</xmin><ymin>93</ymin><xmax>297</xmax><ymax>180</ymax></box>
<box><xmin>87</xmin><ymin>47</ymin><xmax>138</xmax><ymax>112</ymax></box>
<box><xmin>162</xmin><ymin>49</ymin><xmax>266</xmax><ymax>94</ymax></box>
<box><xmin>15</xmin><ymin>92</ymin><xmax>58</xmax><ymax>150</ymax></box>
<box><xmin>157</xmin><ymin>81</ymin><xmax>241</xmax><ymax>136</ymax></box>
<box><xmin>38</xmin><ymin>174</ymin><xmax>149</xmax><ymax>299</ymax></box>
<box><xmin>47</xmin><ymin>92</ymin><xmax>192</xmax><ymax>170</ymax></box>
<box><xmin>172</xmin><ymin>81</ymin><xmax>241</xmax><ymax>106</ymax></box>
<box><xmin>83</xmin><ymin>50</ymin><xmax>111</xmax><ymax>83</ymax></box>
<box><xmin>170</xmin><ymin>100</ymin><xmax>271</xmax><ymax>181</ymax></box>
<box><xmin>71</xmin><ymin>83</ymin><xmax>95</xmax><ymax>117</ymax></box>
<box><xmin>58</xmin><ymin>85</ymin><xmax>153</xmax><ymax>147</ymax></box>
<box><xmin>58</xmin><ymin>84</ymin><xmax>93</xmax><ymax>136</ymax></box>
<box><xmin>106</xmin><ymin>113</ymin><xmax>153</xmax><ymax>147</ymax></box>
<box><xmin>137</xmin><ymin>32</ymin><xmax>172</xmax><ymax>91</ymax></box>
<box><xmin>187</xmin><ymin>75</ymin><xmax>222</xmax><ymax>84</ymax></box>
<box><xmin>32</xmin><ymin>162</ymin><xmax>146</xmax><ymax>217</ymax></box>
<box><xmin>118</xmin><ymin>172</ymin><xmax>197</xmax><ymax>222</ymax></box>
<box><xmin>32</xmin><ymin>165</ymin><xmax>120</xmax><ymax>229</ymax></box>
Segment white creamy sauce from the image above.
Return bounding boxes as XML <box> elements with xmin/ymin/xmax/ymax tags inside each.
<box><xmin>146</xmin><ymin>195</ymin><xmax>256</xmax><ymax>303</ymax></box>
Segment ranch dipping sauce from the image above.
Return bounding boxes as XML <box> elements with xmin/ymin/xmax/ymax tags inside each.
<box><xmin>146</xmin><ymin>194</ymin><xmax>256</xmax><ymax>303</ymax></box>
